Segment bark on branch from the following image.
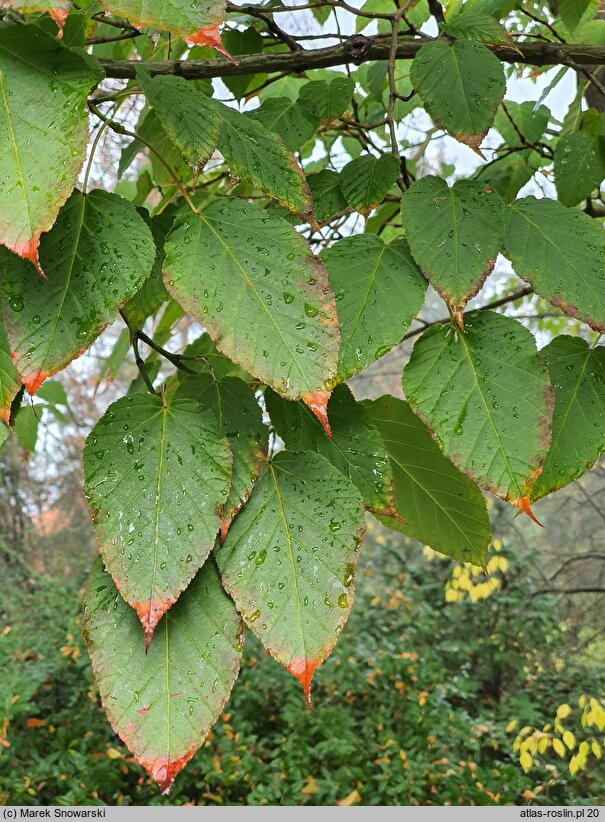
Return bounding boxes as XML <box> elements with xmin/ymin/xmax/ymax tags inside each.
<box><xmin>98</xmin><ymin>36</ymin><xmax>605</xmax><ymax>80</ymax></box>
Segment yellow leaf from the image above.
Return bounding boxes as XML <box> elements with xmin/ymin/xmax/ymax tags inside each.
<box><xmin>538</xmin><ymin>738</ymin><xmax>549</xmax><ymax>754</ymax></box>
<box><xmin>591</xmin><ymin>740</ymin><xmax>601</xmax><ymax>759</ymax></box>
<box><xmin>563</xmin><ymin>730</ymin><xmax>576</xmax><ymax>750</ymax></box>
<box><xmin>301</xmin><ymin>777</ymin><xmax>319</xmax><ymax>797</ymax></box>
<box><xmin>519</xmin><ymin>750</ymin><xmax>532</xmax><ymax>772</ymax></box>
<box><xmin>569</xmin><ymin>755</ymin><xmax>579</xmax><ymax>775</ymax></box>
<box><xmin>506</xmin><ymin>719</ymin><xmax>518</xmax><ymax>733</ymax></box>
<box><xmin>337</xmin><ymin>789</ymin><xmax>362</xmax><ymax>806</ymax></box>
<box><xmin>556</xmin><ymin>703</ymin><xmax>572</xmax><ymax>719</ymax></box>
<box><xmin>553</xmin><ymin>738</ymin><xmax>566</xmax><ymax>757</ymax></box>
<box><xmin>106</xmin><ymin>747</ymin><xmax>122</xmax><ymax>760</ymax></box>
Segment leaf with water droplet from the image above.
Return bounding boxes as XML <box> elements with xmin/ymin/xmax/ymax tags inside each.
<box><xmin>531</xmin><ymin>336</ymin><xmax>605</xmax><ymax>501</ymax></box>
<box><xmin>0</xmin><ymin>319</ymin><xmax>20</xmax><ymax>426</ymax></box>
<box><xmin>402</xmin><ymin>176</ymin><xmax>505</xmax><ymax>313</ymax></box>
<box><xmin>164</xmin><ymin>197</ymin><xmax>339</xmax><ymax>401</ymax></box>
<box><xmin>84</xmin><ymin>392</ymin><xmax>232</xmax><ymax>645</ymax></box>
<box><xmin>410</xmin><ymin>41</ymin><xmax>505</xmax><ymax>154</ymax></box>
<box><xmin>97</xmin><ymin>0</ymin><xmax>227</xmax><ymax>45</ymax></box>
<box><xmin>321</xmin><ymin>234</ymin><xmax>426</xmax><ymax>381</ymax></box>
<box><xmin>0</xmin><ymin>23</ymin><xmax>102</xmax><ymax>272</ymax></box>
<box><xmin>0</xmin><ymin>189</ymin><xmax>154</xmax><ymax>394</ymax></box>
<box><xmin>174</xmin><ymin>374</ymin><xmax>268</xmax><ymax>534</ymax></box>
<box><xmin>403</xmin><ymin>311</ymin><xmax>552</xmax><ymax>516</ymax></box>
<box><xmin>364</xmin><ymin>395</ymin><xmax>490</xmax><ymax>565</ymax></box>
<box><xmin>82</xmin><ymin>556</ymin><xmax>243</xmax><ymax>795</ymax></box>
<box><xmin>216</xmin><ymin>450</ymin><xmax>365</xmax><ymax>707</ymax></box>
<box><xmin>504</xmin><ymin>197</ymin><xmax>605</xmax><ymax>334</ymax></box>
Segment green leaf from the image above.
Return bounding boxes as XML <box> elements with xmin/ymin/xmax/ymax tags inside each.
<box><xmin>265</xmin><ymin>383</ymin><xmax>396</xmax><ymax>515</ymax></box>
<box><xmin>441</xmin><ymin>10</ymin><xmax>511</xmax><ymax>42</ymax></box>
<box><xmin>163</xmin><ymin>198</ymin><xmax>339</xmax><ymax>402</ymax></box>
<box><xmin>321</xmin><ymin>234</ymin><xmax>426</xmax><ymax>381</ymax></box>
<box><xmin>554</xmin><ymin>131</ymin><xmax>605</xmax><ymax>207</ymax></box>
<box><xmin>494</xmin><ymin>101</ymin><xmax>550</xmax><ymax>147</ymax></box>
<box><xmin>410</xmin><ymin>41</ymin><xmax>505</xmax><ymax>153</ymax></box>
<box><xmin>364</xmin><ymin>395</ymin><xmax>490</xmax><ymax>565</ymax></box>
<box><xmin>180</xmin><ymin>332</ymin><xmax>252</xmax><ymax>382</ymax></box>
<box><xmin>137</xmin><ymin>109</ymin><xmax>193</xmax><ymax>189</ymax></box>
<box><xmin>402</xmin><ymin>176</ymin><xmax>506</xmax><ymax>312</ymax></box>
<box><xmin>298</xmin><ymin>76</ymin><xmax>355</xmax><ymax>120</ymax></box>
<box><xmin>339</xmin><ymin>154</ymin><xmax>400</xmax><ymax>212</ymax></box>
<box><xmin>249</xmin><ymin>97</ymin><xmax>319</xmax><ymax>152</ymax></box>
<box><xmin>83</xmin><ymin>392</ymin><xmax>232</xmax><ymax>643</ymax></box>
<box><xmin>36</xmin><ymin>378</ymin><xmax>67</xmax><ymax>407</ymax></box>
<box><xmin>174</xmin><ymin>374</ymin><xmax>268</xmax><ymax>529</ymax></box>
<box><xmin>504</xmin><ymin>196</ymin><xmax>605</xmax><ymax>333</ymax></box>
<box><xmin>402</xmin><ymin>311</ymin><xmax>552</xmax><ymax>512</ymax></box>
<box><xmin>82</xmin><ymin>557</ymin><xmax>242</xmax><ymax>795</ymax></box>
<box><xmin>0</xmin><ymin>421</ymin><xmax>7</xmax><ymax>451</ymax></box>
<box><xmin>0</xmin><ymin>190</ymin><xmax>155</xmax><ymax>395</ymax></box>
<box><xmin>137</xmin><ymin>71</ymin><xmax>221</xmax><ymax>172</ymax></box>
<box><xmin>477</xmin><ymin>150</ymin><xmax>543</xmax><ymax>203</ymax></box>
<box><xmin>531</xmin><ymin>337</ymin><xmax>605</xmax><ymax>501</ymax></box>
<box><xmin>122</xmin><ymin>212</ymin><xmax>171</xmax><ymax>330</ymax></box>
<box><xmin>95</xmin><ymin>328</ymin><xmax>131</xmax><ymax>390</ymax></box>
<box><xmin>0</xmin><ymin>319</ymin><xmax>20</xmax><ymax>425</ymax></box>
<box><xmin>212</xmin><ymin>101</ymin><xmax>312</xmax><ymax>220</ymax></box>
<box><xmin>307</xmin><ymin>170</ymin><xmax>348</xmax><ymax>223</ymax></box>
<box><xmin>558</xmin><ymin>0</ymin><xmax>592</xmax><ymax>31</ymax></box>
<box><xmin>216</xmin><ymin>450</ymin><xmax>365</xmax><ymax>706</ymax></box>
<box><xmin>13</xmin><ymin>404</ymin><xmax>39</xmax><ymax>452</ymax></box>
<box><xmin>0</xmin><ymin>23</ymin><xmax>101</xmax><ymax>272</ymax></box>
<box><xmin>97</xmin><ymin>0</ymin><xmax>226</xmax><ymax>40</ymax></box>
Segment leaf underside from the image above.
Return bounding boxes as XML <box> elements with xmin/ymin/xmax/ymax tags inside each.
<box><xmin>163</xmin><ymin>198</ymin><xmax>339</xmax><ymax>401</ymax></box>
<box><xmin>266</xmin><ymin>383</ymin><xmax>396</xmax><ymax>515</ymax></box>
<box><xmin>0</xmin><ymin>23</ymin><xmax>101</xmax><ymax>269</ymax></box>
<box><xmin>216</xmin><ymin>450</ymin><xmax>365</xmax><ymax>706</ymax></box>
<box><xmin>321</xmin><ymin>234</ymin><xmax>427</xmax><ymax>382</ymax></box>
<box><xmin>84</xmin><ymin>393</ymin><xmax>232</xmax><ymax>643</ymax></box>
<box><xmin>0</xmin><ymin>189</ymin><xmax>155</xmax><ymax>394</ymax></box>
<box><xmin>364</xmin><ymin>395</ymin><xmax>490</xmax><ymax>566</ymax></box>
<box><xmin>504</xmin><ymin>196</ymin><xmax>605</xmax><ymax>333</ymax></box>
<box><xmin>402</xmin><ymin>310</ymin><xmax>553</xmax><ymax>509</ymax></box>
<box><xmin>531</xmin><ymin>336</ymin><xmax>605</xmax><ymax>501</ymax></box>
<box><xmin>83</xmin><ymin>556</ymin><xmax>243</xmax><ymax>795</ymax></box>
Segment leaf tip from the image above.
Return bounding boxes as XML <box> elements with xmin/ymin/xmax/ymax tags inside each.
<box><xmin>7</xmin><ymin>236</ymin><xmax>46</xmax><ymax>279</ymax></box>
<box><xmin>49</xmin><ymin>8</ymin><xmax>68</xmax><ymax>34</ymax></box>
<box><xmin>185</xmin><ymin>25</ymin><xmax>239</xmax><ymax>64</ymax></box>
<box><xmin>23</xmin><ymin>370</ymin><xmax>50</xmax><ymax>396</ymax></box>
<box><xmin>287</xmin><ymin>657</ymin><xmax>322</xmax><ymax>710</ymax></box>
<box><xmin>303</xmin><ymin>390</ymin><xmax>333</xmax><ymax>439</ymax></box>
<box><xmin>514</xmin><ymin>496</ymin><xmax>544</xmax><ymax>527</ymax></box>
<box><xmin>133</xmin><ymin>600</ymin><xmax>173</xmax><ymax>649</ymax></box>
<box><xmin>140</xmin><ymin>752</ymin><xmax>196</xmax><ymax>795</ymax></box>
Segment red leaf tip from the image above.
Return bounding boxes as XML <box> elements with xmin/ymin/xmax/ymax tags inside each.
<box><xmin>133</xmin><ymin>599</ymin><xmax>173</xmax><ymax>651</ymax></box>
<box><xmin>287</xmin><ymin>657</ymin><xmax>322</xmax><ymax>710</ymax></box>
<box><xmin>185</xmin><ymin>24</ymin><xmax>239</xmax><ymax>64</ymax></box>
<box><xmin>8</xmin><ymin>236</ymin><xmax>46</xmax><ymax>278</ymax></box>
<box><xmin>49</xmin><ymin>8</ymin><xmax>68</xmax><ymax>34</ymax></box>
<box><xmin>140</xmin><ymin>751</ymin><xmax>196</xmax><ymax>795</ymax></box>
<box><xmin>303</xmin><ymin>390</ymin><xmax>333</xmax><ymax>439</ymax></box>
<box><xmin>23</xmin><ymin>369</ymin><xmax>51</xmax><ymax>396</ymax></box>
<box><xmin>514</xmin><ymin>496</ymin><xmax>544</xmax><ymax>527</ymax></box>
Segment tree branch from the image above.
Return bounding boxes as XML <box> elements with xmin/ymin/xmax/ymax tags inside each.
<box><xmin>98</xmin><ymin>37</ymin><xmax>605</xmax><ymax>80</ymax></box>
